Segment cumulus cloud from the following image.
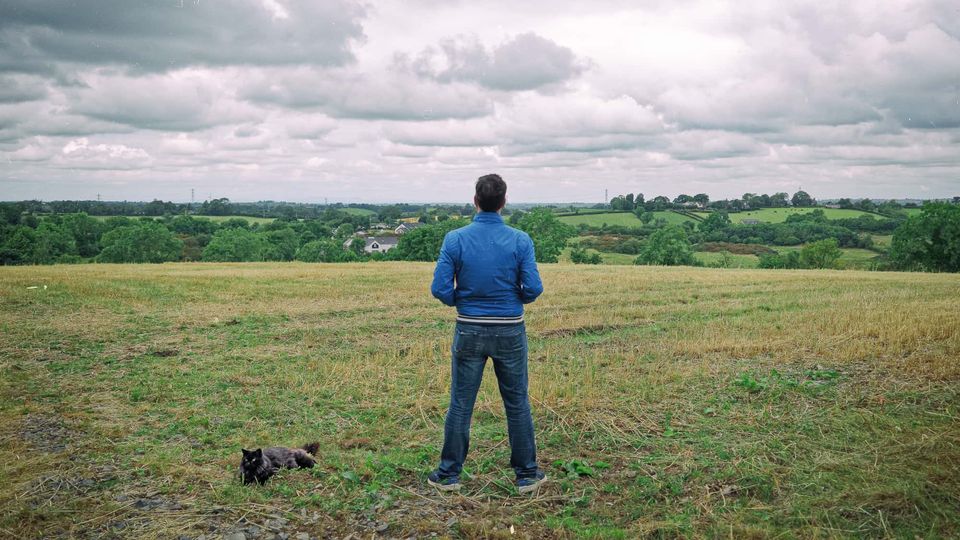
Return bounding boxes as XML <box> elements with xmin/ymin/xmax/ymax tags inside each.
<box><xmin>55</xmin><ymin>137</ymin><xmax>151</xmax><ymax>170</ymax></box>
<box><xmin>1</xmin><ymin>0</ymin><xmax>959</xmax><ymax>202</ymax></box>
<box><xmin>401</xmin><ymin>33</ymin><xmax>589</xmax><ymax>91</ymax></box>
<box><xmin>67</xmin><ymin>69</ymin><xmax>262</xmax><ymax>131</ymax></box>
<box><xmin>241</xmin><ymin>67</ymin><xmax>493</xmax><ymax>120</ymax></box>
<box><xmin>0</xmin><ymin>0</ymin><xmax>366</xmax><ymax>73</ymax></box>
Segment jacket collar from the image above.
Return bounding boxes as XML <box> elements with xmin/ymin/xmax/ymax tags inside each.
<box><xmin>473</xmin><ymin>211</ymin><xmax>504</xmax><ymax>224</ymax></box>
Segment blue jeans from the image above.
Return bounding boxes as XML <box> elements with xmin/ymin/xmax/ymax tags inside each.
<box><xmin>437</xmin><ymin>322</ymin><xmax>539</xmax><ymax>480</ymax></box>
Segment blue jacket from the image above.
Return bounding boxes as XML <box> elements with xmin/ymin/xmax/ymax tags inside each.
<box><xmin>431</xmin><ymin>212</ymin><xmax>543</xmax><ymax>318</ymax></box>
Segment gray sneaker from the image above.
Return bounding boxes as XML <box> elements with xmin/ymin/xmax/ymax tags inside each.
<box><xmin>517</xmin><ymin>471</ymin><xmax>547</xmax><ymax>494</ymax></box>
<box><xmin>427</xmin><ymin>470</ymin><xmax>461</xmax><ymax>492</ymax></box>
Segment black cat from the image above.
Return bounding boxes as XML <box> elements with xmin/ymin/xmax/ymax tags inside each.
<box><xmin>239</xmin><ymin>442</ymin><xmax>319</xmax><ymax>485</ymax></box>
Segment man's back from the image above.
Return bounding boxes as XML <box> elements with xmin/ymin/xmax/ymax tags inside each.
<box><xmin>431</xmin><ymin>212</ymin><xmax>543</xmax><ymax>318</ymax></box>
<box><xmin>427</xmin><ymin>173</ymin><xmax>547</xmax><ymax>495</ymax></box>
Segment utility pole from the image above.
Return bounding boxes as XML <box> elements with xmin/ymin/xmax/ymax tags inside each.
<box><xmin>604</xmin><ymin>188</ymin><xmax>608</xmax><ymax>205</ymax></box>
<box><xmin>96</xmin><ymin>193</ymin><xmax>101</xmax><ymax>202</ymax></box>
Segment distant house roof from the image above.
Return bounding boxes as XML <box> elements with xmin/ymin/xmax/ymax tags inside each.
<box><xmin>742</xmin><ymin>218</ymin><xmax>761</xmax><ymax>225</ymax></box>
<box><xmin>367</xmin><ymin>236</ymin><xmax>398</xmax><ymax>247</ymax></box>
<box><xmin>395</xmin><ymin>222</ymin><xmax>426</xmax><ymax>233</ymax></box>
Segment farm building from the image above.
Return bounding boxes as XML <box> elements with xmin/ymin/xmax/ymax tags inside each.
<box><xmin>742</xmin><ymin>218</ymin><xmax>761</xmax><ymax>225</ymax></box>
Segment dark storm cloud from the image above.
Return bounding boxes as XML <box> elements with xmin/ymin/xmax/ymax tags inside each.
<box><xmin>402</xmin><ymin>33</ymin><xmax>588</xmax><ymax>91</ymax></box>
<box><xmin>0</xmin><ymin>74</ymin><xmax>48</xmax><ymax>103</ymax></box>
<box><xmin>0</xmin><ymin>0</ymin><xmax>366</xmax><ymax>73</ymax></box>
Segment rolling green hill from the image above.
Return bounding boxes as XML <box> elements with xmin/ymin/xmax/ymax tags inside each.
<box><xmin>692</xmin><ymin>207</ymin><xmax>878</xmax><ymax>223</ymax></box>
<box><xmin>558</xmin><ymin>211</ymin><xmax>695</xmax><ymax>228</ymax></box>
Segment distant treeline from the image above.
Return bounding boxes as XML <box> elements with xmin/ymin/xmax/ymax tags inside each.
<box><xmin>576</xmin><ymin>204</ymin><xmax>959</xmax><ymax>272</ymax></box>
<box><xmin>5</xmin><ymin>198</ymin><xmax>475</xmax><ymax>222</ymax></box>
<box><xmin>0</xmin><ymin>204</ymin><xmax>469</xmax><ymax>265</ymax></box>
<box><xmin>0</xmin><ymin>202</ymin><xmax>573</xmax><ymax>266</ymax></box>
<box><xmin>605</xmin><ymin>190</ymin><xmax>956</xmax><ymax>213</ymax></box>
<box><xmin>2</xmin><ymin>199</ymin><xmax>958</xmax><ymax>272</ymax></box>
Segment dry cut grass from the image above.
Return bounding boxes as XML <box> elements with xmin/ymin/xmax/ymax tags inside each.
<box><xmin>1</xmin><ymin>262</ymin><xmax>958</xmax><ymax>539</ymax></box>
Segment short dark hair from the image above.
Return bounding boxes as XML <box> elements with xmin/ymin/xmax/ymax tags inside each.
<box><xmin>475</xmin><ymin>174</ymin><xmax>507</xmax><ymax>212</ymax></box>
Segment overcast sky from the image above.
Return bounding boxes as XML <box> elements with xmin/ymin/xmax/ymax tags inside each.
<box><xmin>1</xmin><ymin>0</ymin><xmax>958</xmax><ymax>203</ymax></box>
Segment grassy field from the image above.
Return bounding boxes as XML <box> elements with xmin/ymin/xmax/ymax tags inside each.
<box><xmin>90</xmin><ymin>214</ymin><xmax>280</xmax><ymax>225</ymax></box>
<box><xmin>558</xmin><ymin>212</ymin><xmax>693</xmax><ymax>229</ymax></box>
<box><xmin>692</xmin><ymin>208</ymin><xmax>877</xmax><ymax>224</ymax></box>
<box><xmin>340</xmin><ymin>208</ymin><xmax>378</xmax><ymax>217</ymax></box>
<box><xmin>2</xmin><ymin>263</ymin><xmax>959</xmax><ymax>538</ymax></box>
<box><xmin>872</xmin><ymin>235</ymin><xmax>894</xmax><ymax>250</ymax></box>
<box><xmin>563</xmin><ymin>246</ymin><xmax>878</xmax><ymax>270</ymax></box>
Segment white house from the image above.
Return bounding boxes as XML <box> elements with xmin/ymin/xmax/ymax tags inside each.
<box><xmin>395</xmin><ymin>222</ymin><xmax>425</xmax><ymax>234</ymax></box>
<box><xmin>363</xmin><ymin>236</ymin><xmax>398</xmax><ymax>253</ymax></box>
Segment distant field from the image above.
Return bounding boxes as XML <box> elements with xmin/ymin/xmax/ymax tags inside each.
<box><xmin>903</xmin><ymin>208</ymin><xmax>924</xmax><ymax>216</ymax></box>
<box><xmin>340</xmin><ymin>207</ymin><xmax>377</xmax><ymax>217</ymax></box>
<box><xmin>563</xmin><ymin>245</ymin><xmax>878</xmax><ymax>270</ymax></box>
<box><xmin>872</xmin><ymin>235</ymin><xmax>894</xmax><ymax>248</ymax></box>
<box><xmin>692</xmin><ymin>207</ymin><xmax>877</xmax><ymax>223</ymax></box>
<box><xmin>2</xmin><ymin>263</ymin><xmax>958</xmax><ymax>538</ymax></box>
<box><xmin>558</xmin><ymin>211</ymin><xmax>694</xmax><ymax>228</ymax></box>
<box><xmin>90</xmin><ymin>214</ymin><xmax>279</xmax><ymax>225</ymax></box>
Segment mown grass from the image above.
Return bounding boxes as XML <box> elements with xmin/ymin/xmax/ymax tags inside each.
<box><xmin>1</xmin><ymin>263</ymin><xmax>958</xmax><ymax>539</ymax></box>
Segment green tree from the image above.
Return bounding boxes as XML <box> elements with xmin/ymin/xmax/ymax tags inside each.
<box><xmin>800</xmin><ymin>238</ymin><xmax>842</xmax><ymax>269</ymax></box>
<box><xmin>570</xmin><ymin>247</ymin><xmax>602</xmax><ymax>264</ymax></box>
<box><xmin>634</xmin><ymin>225</ymin><xmax>699</xmax><ymax>266</ymax></box>
<box><xmin>260</xmin><ymin>227</ymin><xmax>298</xmax><ymax>261</ymax></box>
<box><xmin>392</xmin><ymin>220</ymin><xmax>468</xmax><ymax>261</ymax></box>
<box><xmin>791</xmin><ymin>190</ymin><xmax>814</xmax><ymax>207</ymax></box>
<box><xmin>0</xmin><ymin>225</ymin><xmax>37</xmax><ymax>265</ymax></box>
<box><xmin>295</xmin><ymin>240</ymin><xmax>357</xmax><ymax>262</ymax></box>
<box><xmin>61</xmin><ymin>213</ymin><xmax>103</xmax><ymax>258</ymax></box>
<box><xmin>202</xmin><ymin>228</ymin><xmax>266</xmax><ymax>262</ymax></box>
<box><xmin>334</xmin><ymin>223</ymin><xmax>355</xmax><ymax>240</ymax></box>
<box><xmin>348</xmin><ymin>238</ymin><xmax>366</xmax><ymax>257</ymax></box>
<box><xmin>32</xmin><ymin>221</ymin><xmax>78</xmax><ymax>264</ymax></box>
<box><xmin>98</xmin><ymin>221</ymin><xmax>183</xmax><ymax>263</ymax></box>
<box><xmin>515</xmin><ymin>208</ymin><xmax>576</xmax><ymax>263</ymax></box>
<box><xmin>889</xmin><ymin>203</ymin><xmax>960</xmax><ymax>272</ymax></box>
<box><xmin>856</xmin><ymin>198</ymin><xmax>877</xmax><ymax>212</ymax></box>
<box><xmin>698</xmin><ymin>211</ymin><xmax>731</xmax><ymax>234</ymax></box>
<box><xmin>770</xmin><ymin>192</ymin><xmax>790</xmax><ymax>207</ymax></box>
<box><xmin>758</xmin><ymin>251</ymin><xmax>802</xmax><ymax>269</ymax></box>
<box><xmin>201</xmin><ymin>197</ymin><xmax>232</xmax><ymax>216</ymax></box>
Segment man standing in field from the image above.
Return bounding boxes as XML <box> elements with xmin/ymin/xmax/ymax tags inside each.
<box><xmin>428</xmin><ymin>173</ymin><xmax>547</xmax><ymax>495</ymax></box>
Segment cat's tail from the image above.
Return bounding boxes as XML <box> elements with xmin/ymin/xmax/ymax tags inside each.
<box><xmin>302</xmin><ymin>442</ymin><xmax>320</xmax><ymax>456</ymax></box>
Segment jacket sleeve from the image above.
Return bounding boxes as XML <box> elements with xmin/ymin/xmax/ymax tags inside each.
<box><xmin>519</xmin><ymin>233</ymin><xmax>543</xmax><ymax>304</ymax></box>
<box><xmin>430</xmin><ymin>232</ymin><xmax>458</xmax><ymax>307</ymax></box>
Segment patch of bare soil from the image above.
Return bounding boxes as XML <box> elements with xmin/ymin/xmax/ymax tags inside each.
<box><xmin>20</xmin><ymin>414</ymin><xmax>77</xmax><ymax>453</ymax></box>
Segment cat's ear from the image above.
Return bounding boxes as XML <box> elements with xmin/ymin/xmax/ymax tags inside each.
<box><xmin>253</xmin><ymin>448</ymin><xmax>263</xmax><ymax>457</ymax></box>
<box><xmin>242</xmin><ymin>448</ymin><xmax>251</xmax><ymax>456</ymax></box>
